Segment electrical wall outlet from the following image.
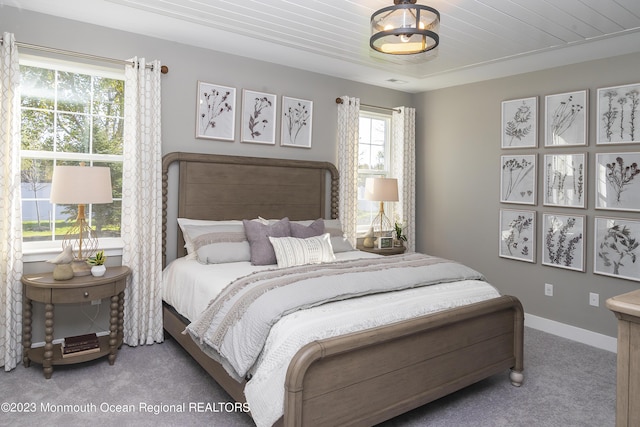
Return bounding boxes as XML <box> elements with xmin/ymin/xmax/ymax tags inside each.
<box><xmin>589</xmin><ymin>292</ymin><xmax>600</xmax><ymax>307</ymax></box>
<box><xmin>545</xmin><ymin>283</ymin><xmax>554</xmax><ymax>297</ymax></box>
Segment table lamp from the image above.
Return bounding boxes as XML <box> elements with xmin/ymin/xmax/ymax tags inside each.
<box><xmin>364</xmin><ymin>177</ymin><xmax>398</xmax><ymax>238</ymax></box>
<box><xmin>50</xmin><ymin>165</ymin><xmax>113</xmax><ymax>276</ymax></box>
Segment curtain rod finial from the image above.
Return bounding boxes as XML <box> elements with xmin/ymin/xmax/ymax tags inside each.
<box><xmin>335</xmin><ymin>97</ymin><xmax>343</xmax><ymax>104</ymax></box>
<box><xmin>160</xmin><ymin>65</ymin><xmax>169</xmax><ymax>74</ymax></box>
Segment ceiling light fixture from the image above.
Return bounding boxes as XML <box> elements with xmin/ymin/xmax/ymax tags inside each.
<box><xmin>370</xmin><ymin>0</ymin><xmax>440</xmax><ymax>55</ymax></box>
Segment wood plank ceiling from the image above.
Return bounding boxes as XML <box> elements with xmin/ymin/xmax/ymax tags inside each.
<box><xmin>10</xmin><ymin>0</ymin><xmax>640</xmax><ymax>92</ymax></box>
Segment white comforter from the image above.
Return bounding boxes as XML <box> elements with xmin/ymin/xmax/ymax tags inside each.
<box><xmin>162</xmin><ymin>253</ymin><xmax>500</xmax><ymax>427</ymax></box>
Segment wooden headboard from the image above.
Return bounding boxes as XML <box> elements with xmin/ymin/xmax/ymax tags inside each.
<box><xmin>161</xmin><ymin>152</ymin><xmax>339</xmax><ymax>266</ymax></box>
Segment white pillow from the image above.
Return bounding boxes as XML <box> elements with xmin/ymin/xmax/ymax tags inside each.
<box><xmin>268</xmin><ymin>233</ymin><xmax>336</xmax><ymax>268</ymax></box>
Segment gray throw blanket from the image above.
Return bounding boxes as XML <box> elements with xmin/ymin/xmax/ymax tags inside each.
<box><xmin>186</xmin><ymin>253</ymin><xmax>486</xmax><ymax>379</ymax></box>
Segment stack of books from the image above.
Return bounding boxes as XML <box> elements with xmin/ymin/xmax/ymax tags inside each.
<box><xmin>61</xmin><ymin>333</ymin><xmax>100</xmax><ymax>358</ymax></box>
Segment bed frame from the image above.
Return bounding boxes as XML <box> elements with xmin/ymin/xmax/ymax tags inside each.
<box><xmin>161</xmin><ymin>152</ymin><xmax>524</xmax><ymax>427</ymax></box>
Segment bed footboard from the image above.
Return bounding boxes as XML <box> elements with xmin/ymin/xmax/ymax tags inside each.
<box><xmin>283</xmin><ymin>295</ymin><xmax>524</xmax><ymax>427</ymax></box>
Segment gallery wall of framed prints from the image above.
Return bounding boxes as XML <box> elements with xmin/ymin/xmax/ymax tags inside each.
<box><xmin>196</xmin><ymin>81</ymin><xmax>313</xmax><ymax>149</ymax></box>
<box><xmin>499</xmin><ymin>84</ymin><xmax>640</xmax><ymax>283</ymax></box>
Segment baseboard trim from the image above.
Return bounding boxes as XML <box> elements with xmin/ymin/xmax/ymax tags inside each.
<box><xmin>525</xmin><ymin>313</ymin><xmax>617</xmax><ymax>353</ymax></box>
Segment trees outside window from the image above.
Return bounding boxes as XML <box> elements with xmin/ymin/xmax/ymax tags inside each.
<box><xmin>20</xmin><ymin>59</ymin><xmax>124</xmax><ymax>250</ymax></box>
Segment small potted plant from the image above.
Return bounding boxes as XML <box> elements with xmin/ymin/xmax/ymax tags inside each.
<box><xmin>394</xmin><ymin>222</ymin><xmax>407</xmax><ymax>247</ymax></box>
<box><xmin>87</xmin><ymin>250</ymin><xmax>107</xmax><ymax>277</ymax></box>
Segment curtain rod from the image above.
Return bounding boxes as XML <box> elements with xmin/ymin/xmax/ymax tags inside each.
<box><xmin>335</xmin><ymin>97</ymin><xmax>400</xmax><ymax>113</ymax></box>
<box><xmin>1</xmin><ymin>38</ymin><xmax>168</xmax><ymax>74</ymax></box>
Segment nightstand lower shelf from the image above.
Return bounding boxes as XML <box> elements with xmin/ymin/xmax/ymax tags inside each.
<box><xmin>27</xmin><ymin>334</ymin><xmax>123</xmax><ymax>366</ymax></box>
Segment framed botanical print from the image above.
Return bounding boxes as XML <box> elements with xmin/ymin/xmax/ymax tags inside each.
<box><xmin>281</xmin><ymin>96</ymin><xmax>313</xmax><ymax>148</ymax></box>
<box><xmin>594</xmin><ymin>217</ymin><xmax>640</xmax><ymax>282</ymax></box>
<box><xmin>241</xmin><ymin>90</ymin><xmax>277</xmax><ymax>145</ymax></box>
<box><xmin>499</xmin><ymin>209</ymin><xmax>536</xmax><ymax>263</ymax></box>
<box><xmin>597</xmin><ymin>83</ymin><xmax>640</xmax><ymax>145</ymax></box>
<box><xmin>542</xmin><ymin>213</ymin><xmax>585</xmax><ymax>272</ymax></box>
<box><xmin>501</xmin><ymin>97</ymin><xmax>537</xmax><ymax>149</ymax></box>
<box><xmin>595</xmin><ymin>152</ymin><xmax>640</xmax><ymax>212</ymax></box>
<box><xmin>543</xmin><ymin>153</ymin><xmax>586</xmax><ymax>208</ymax></box>
<box><xmin>196</xmin><ymin>81</ymin><xmax>236</xmax><ymax>141</ymax></box>
<box><xmin>500</xmin><ymin>154</ymin><xmax>536</xmax><ymax>205</ymax></box>
<box><xmin>544</xmin><ymin>90</ymin><xmax>587</xmax><ymax>147</ymax></box>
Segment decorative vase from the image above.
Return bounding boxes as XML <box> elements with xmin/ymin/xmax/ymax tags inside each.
<box><xmin>53</xmin><ymin>263</ymin><xmax>74</xmax><ymax>281</ymax></box>
<box><xmin>91</xmin><ymin>265</ymin><xmax>106</xmax><ymax>277</ymax></box>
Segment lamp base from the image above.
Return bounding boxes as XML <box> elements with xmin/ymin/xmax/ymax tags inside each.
<box><xmin>71</xmin><ymin>260</ymin><xmax>92</xmax><ymax>277</ymax></box>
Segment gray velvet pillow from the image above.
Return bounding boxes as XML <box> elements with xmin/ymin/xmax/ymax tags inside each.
<box><xmin>290</xmin><ymin>218</ymin><xmax>324</xmax><ymax>238</ymax></box>
<box><xmin>243</xmin><ymin>217</ymin><xmax>291</xmax><ymax>265</ymax></box>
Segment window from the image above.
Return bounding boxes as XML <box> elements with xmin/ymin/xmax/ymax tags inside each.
<box><xmin>20</xmin><ymin>58</ymin><xmax>124</xmax><ymax>253</ymax></box>
<box><xmin>357</xmin><ymin>111</ymin><xmax>393</xmax><ymax>233</ymax></box>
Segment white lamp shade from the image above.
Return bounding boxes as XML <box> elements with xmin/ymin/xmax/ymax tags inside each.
<box><xmin>364</xmin><ymin>177</ymin><xmax>399</xmax><ymax>202</ymax></box>
<box><xmin>50</xmin><ymin>166</ymin><xmax>113</xmax><ymax>204</ymax></box>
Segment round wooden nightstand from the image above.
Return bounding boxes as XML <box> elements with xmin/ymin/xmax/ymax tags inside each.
<box><xmin>21</xmin><ymin>266</ymin><xmax>131</xmax><ymax>379</ymax></box>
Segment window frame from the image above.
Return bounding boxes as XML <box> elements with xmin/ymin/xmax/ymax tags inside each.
<box><xmin>19</xmin><ymin>55</ymin><xmax>125</xmax><ymax>261</ymax></box>
<box><xmin>357</xmin><ymin>110</ymin><xmax>394</xmax><ymax>235</ymax></box>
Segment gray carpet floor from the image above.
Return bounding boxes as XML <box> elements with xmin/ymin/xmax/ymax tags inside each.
<box><xmin>0</xmin><ymin>327</ymin><xmax>616</xmax><ymax>427</ymax></box>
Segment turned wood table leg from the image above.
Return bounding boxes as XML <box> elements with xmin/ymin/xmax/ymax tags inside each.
<box><xmin>109</xmin><ymin>293</ymin><xmax>119</xmax><ymax>365</ymax></box>
<box><xmin>43</xmin><ymin>303</ymin><xmax>54</xmax><ymax>379</ymax></box>
<box><xmin>117</xmin><ymin>290</ymin><xmax>124</xmax><ymax>349</ymax></box>
<box><xmin>22</xmin><ymin>297</ymin><xmax>32</xmax><ymax>368</ymax></box>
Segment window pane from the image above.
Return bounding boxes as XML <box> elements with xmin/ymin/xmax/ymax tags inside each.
<box><xmin>57</xmin><ymin>71</ymin><xmax>91</xmax><ymax>113</ymax></box>
<box><xmin>93</xmin><ymin>116</ymin><xmax>124</xmax><ymax>155</ymax></box>
<box><xmin>22</xmin><ymin>200</ymin><xmax>53</xmax><ymax>242</ymax></box>
<box><xmin>20</xmin><ymin>65</ymin><xmax>55</xmax><ymax>109</ymax></box>
<box><xmin>357</xmin><ymin>174</ymin><xmax>379</xmax><ymax>229</ymax></box>
<box><xmin>91</xmin><ymin>200</ymin><xmax>121</xmax><ymax>238</ymax></box>
<box><xmin>21</xmin><ymin>109</ymin><xmax>54</xmax><ymax>151</ymax></box>
<box><xmin>56</xmin><ymin>112</ymin><xmax>90</xmax><ymax>153</ymax></box>
<box><xmin>93</xmin><ymin>76</ymin><xmax>124</xmax><ymax>117</ymax></box>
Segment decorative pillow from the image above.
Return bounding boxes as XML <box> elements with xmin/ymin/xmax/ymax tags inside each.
<box><xmin>177</xmin><ymin>218</ymin><xmax>245</xmax><ymax>260</ymax></box>
<box><xmin>324</xmin><ymin>219</ymin><xmax>355</xmax><ymax>253</ymax></box>
<box><xmin>269</xmin><ymin>233</ymin><xmax>335</xmax><ymax>268</ymax></box>
<box><xmin>181</xmin><ymin>223</ymin><xmax>251</xmax><ymax>264</ymax></box>
<box><xmin>290</xmin><ymin>218</ymin><xmax>324</xmax><ymax>238</ymax></box>
<box><xmin>258</xmin><ymin>217</ymin><xmax>354</xmax><ymax>253</ymax></box>
<box><xmin>243</xmin><ymin>217</ymin><xmax>291</xmax><ymax>265</ymax></box>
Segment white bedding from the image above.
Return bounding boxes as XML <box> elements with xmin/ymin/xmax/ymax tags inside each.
<box><xmin>161</xmin><ymin>252</ymin><xmax>501</xmax><ymax>427</ymax></box>
<box><xmin>161</xmin><ymin>250</ymin><xmax>380</xmax><ymax>322</ymax></box>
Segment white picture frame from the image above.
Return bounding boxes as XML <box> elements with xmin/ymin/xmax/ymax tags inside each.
<box><xmin>594</xmin><ymin>216</ymin><xmax>640</xmax><ymax>282</ymax></box>
<box><xmin>597</xmin><ymin>83</ymin><xmax>640</xmax><ymax>145</ymax></box>
<box><xmin>595</xmin><ymin>152</ymin><xmax>640</xmax><ymax>212</ymax></box>
<box><xmin>241</xmin><ymin>89</ymin><xmax>277</xmax><ymax>145</ymax></box>
<box><xmin>499</xmin><ymin>209</ymin><xmax>536</xmax><ymax>263</ymax></box>
<box><xmin>281</xmin><ymin>96</ymin><xmax>312</xmax><ymax>148</ymax></box>
<box><xmin>500</xmin><ymin>154</ymin><xmax>536</xmax><ymax>205</ymax></box>
<box><xmin>542</xmin><ymin>213</ymin><xmax>585</xmax><ymax>272</ymax></box>
<box><xmin>196</xmin><ymin>81</ymin><xmax>236</xmax><ymax>141</ymax></box>
<box><xmin>501</xmin><ymin>97</ymin><xmax>537</xmax><ymax>149</ymax></box>
<box><xmin>543</xmin><ymin>153</ymin><xmax>586</xmax><ymax>208</ymax></box>
<box><xmin>544</xmin><ymin>90</ymin><xmax>588</xmax><ymax>147</ymax></box>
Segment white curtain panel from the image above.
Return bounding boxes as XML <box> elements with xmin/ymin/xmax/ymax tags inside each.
<box><xmin>336</xmin><ymin>96</ymin><xmax>360</xmax><ymax>247</ymax></box>
<box><xmin>391</xmin><ymin>107</ymin><xmax>416</xmax><ymax>252</ymax></box>
<box><xmin>122</xmin><ymin>58</ymin><xmax>163</xmax><ymax>346</ymax></box>
<box><xmin>0</xmin><ymin>32</ymin><xmax>23</xmax><ymax>371</ymax></box>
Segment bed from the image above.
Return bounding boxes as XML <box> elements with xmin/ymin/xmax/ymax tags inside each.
<box><xmin>161</xmin><ymin>151</ymin><xmax>524</xmax><ymax>427</ymax></box>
